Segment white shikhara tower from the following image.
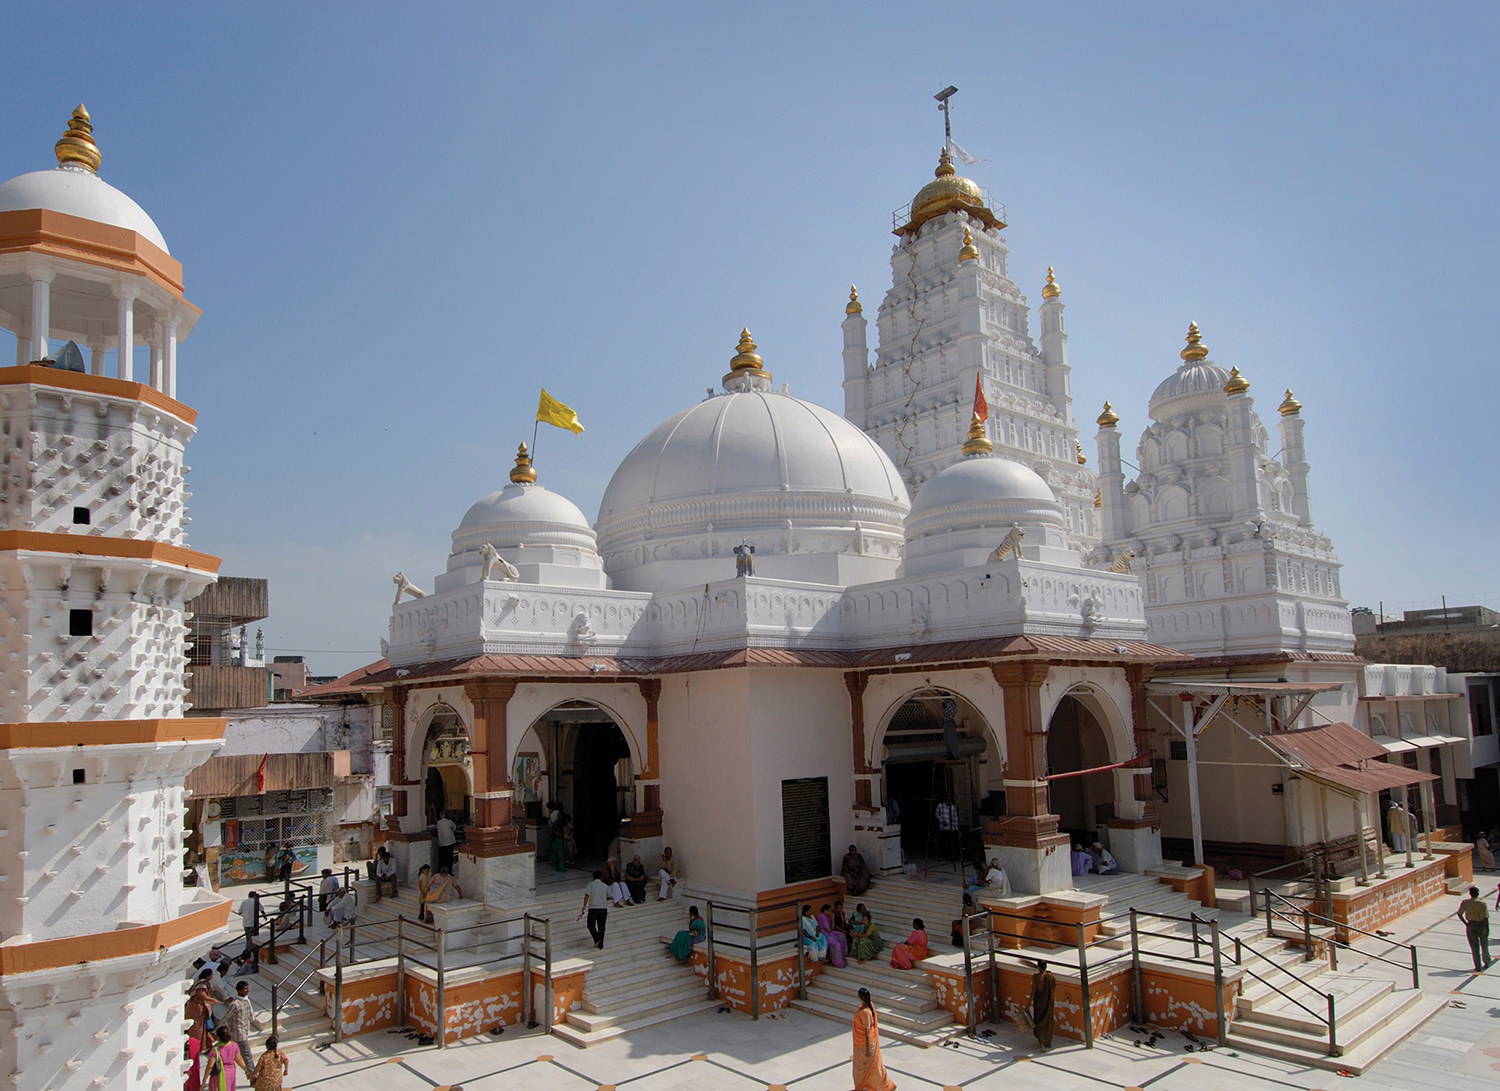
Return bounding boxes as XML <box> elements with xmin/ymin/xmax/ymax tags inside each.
<box><xmin>843</xmin><ymin>149</ymin><xmax>1098</xmax><ymax>550</ymax></box>
<box><xmin>0</xmin><ymin>108</ymin><xmax>225</xmax><ymax>1088</ymax></box>
<box><xmin>1095</xmin><ymin>324</ymin><xmax>1354</xmax><ymax>656</ymax></box>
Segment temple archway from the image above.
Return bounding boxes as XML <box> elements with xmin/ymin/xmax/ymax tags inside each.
<box><xmin>517</xmin><ymin>700</ymin><xmax>638</xmax><ymax>860</ymax></box>
<box><xmin>419</xmin><ymin>703</ymin><xmax>472</xmax><ymax>826</ymax></box>
<box><xmin>1045</xmin><ymin>689</ymin><xmax>1125</xmax><ymax>849</ymax></box>
<box><xmin>876</xmin><ymin>688</ymin><xmax>1000</xmax><ymax>866</ymax></box>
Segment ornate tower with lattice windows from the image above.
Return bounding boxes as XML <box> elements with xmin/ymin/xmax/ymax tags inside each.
<box><xmin>0</xmin><ymin>106</ymin><xmax>225</xmax><ymax>1089</ymax></box>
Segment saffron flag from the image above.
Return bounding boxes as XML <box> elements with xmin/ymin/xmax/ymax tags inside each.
<box><xmin>972</xmin><ymin>373</ymin><xmax>988</xmax><ymax>422</ymax></box>
<box><xmin>536</xmin><ymin>389</ymin><xmax>585</xmax><ymax>435</ymax></box>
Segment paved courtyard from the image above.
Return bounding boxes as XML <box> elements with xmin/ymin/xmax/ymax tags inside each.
<box><xmin>265</xmin><ymin>887</ymin><xmax>1500</xmax><ymax>1090</ymax></box>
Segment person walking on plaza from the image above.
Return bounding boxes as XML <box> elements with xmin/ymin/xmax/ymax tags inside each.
<box><xmin>851</xmin><ymin>987</ymin><xmax>896</xmax><ymax>1090</ymax></box>
<box><xmin>1457</xmin><ymin>885</ymin><xmax>1492</xmax><ymax>972</ymax></box>
<box><xmin>1030</xmin><ymin>959</ymin><xmax>1056</xmax><ymax>1050</ymax></box>
<box><xmin>250</xmin><ymin>1035</ymin><xmax>289</xmax><ymax>1091</ymax></box>
<box><xmin>578</xmin><ymin>869</ymin><xmax>611</xmax><ymax>949</ymax></box>
<box><xmin>434</xmin><ymin>811</ymin><xmax>458</xmax><ymax>872</ymax></box>
<box><xmin>204</xmin><ymin>1025</ymin><xmax>252</xmax><ymax>1089</ymax></box>
<box><xmin>276</xmin><ymin>844</ymin><xmax>296</xmax><ymax>887</ymax></box>
<box><xmin>221</xmin><ymin>980</ymin><xmax>262</xmax><ymax>1072</ymax></box>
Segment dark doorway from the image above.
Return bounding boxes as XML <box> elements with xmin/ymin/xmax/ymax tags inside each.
<box><xmin>568</xmin><ymin>722</ymin><xmax>631</xmax><ymax>856</ymax></box>
<box><xmin>1046</xmin><ymin>694</ymin><xmax>1114</xmax><ymax>846</ymax></box>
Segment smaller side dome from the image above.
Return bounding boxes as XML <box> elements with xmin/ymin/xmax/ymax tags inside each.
<box><xmin>437</xmin><ymin>459</ymin><xmax>606</xmax><ymax>592</ymax></box>
<box><xmin>1148</xmin><ymin>323</ymin><xmax>1231</xmax><ymax>421</ymax></box>
<box><xmin>904</xmin><ymin>456</ymin><xmax>1074</xmax><ymax>576</ymax></box>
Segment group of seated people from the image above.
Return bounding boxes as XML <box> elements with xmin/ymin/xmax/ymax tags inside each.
<box><xmin>602</xmin><ymin>846</ymin><xmax>681</xmax><ymax>906</ymax></box>
<box><xmin>796</xmin><ymin>900</ymin><xmax>898</xmax><ymax>968</ymax></box>
<box><xmin>1070</xmin><ymin>841</ymin><xmax>1118</xmax><ymax>876</ymax></box>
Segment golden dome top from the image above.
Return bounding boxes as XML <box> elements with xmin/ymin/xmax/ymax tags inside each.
<box><xmin>509</xmin><ymin>442</ymin><xmax>538</xmax><ymax>484</ymax></box>
<box><xmin>54</xmin><ymin>104</ymin><xmax>101</xmax><ymax>173</ymax></box>
<box><xmin>729</xmin><ymin>328</ymin><xmax>764</xmax><ymax>372</ymax></box>
<box><xmin>1223</xmin><ymin>366</ymin><xmax>1250</xmax><ymax>395</ymax></box>
<box><xmin>961</xmin><ymin>413</ymin><xmax>993</xmax><ymax>456</ymax></box>
<box><xmin>1180</xmin><ymin>322</ymin><xmax>1209</xmax><ymax>362</ymax></box>
<box><xmin>1042</xmin><ymin>266</ymin><xmax>1060</xmax><ymax>299</ymax></box>
<box><xmin>959</xmin><ymin>227</ymin><xmax>978</xmax><ymax>263</ymax></box>
<box><xmin>1279</xmin><ymin>388</ymin><xmax>1302</xmax><ymax>416</ymax></box>
<box><xmin>897</xmin><ymin>148</ymin><xmax>1005</xmax><ymax>237</ymax></box>
<box><xmin>1076</xmin><ymin>440</ymin><xmax>1087</xmax><ymax>465</ymax></box>
<box><xmin>1097</xmin><ymin>401</ymin><xmax>1119</xmax><ymax>428</ymax></box>
<box><xmin>846</xmin><ymin>285</ymin><xmax>862</xmax><ymax>315</ymax></box>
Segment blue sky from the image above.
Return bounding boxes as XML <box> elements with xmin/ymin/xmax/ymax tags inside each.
<box><xmin>4</xmin><ymin>3</ymin><xmax>1497</xmax><ymax>675</ymax></box>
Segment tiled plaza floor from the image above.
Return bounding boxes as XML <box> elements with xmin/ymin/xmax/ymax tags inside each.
<box><xmin>270</xmin><ymin>881</ymin><xmax>1500</xmax><ymax>1091</ymax></box>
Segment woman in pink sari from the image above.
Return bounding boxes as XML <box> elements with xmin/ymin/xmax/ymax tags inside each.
<box><xmin>817</xmin><ymin>903</ymin><xmax>847</xmax><ymax>967</ymax></box>
<box><xmin>889</xmin><ymin>917</ymin><xmax>928</xmax><ymax>970</ymax></box>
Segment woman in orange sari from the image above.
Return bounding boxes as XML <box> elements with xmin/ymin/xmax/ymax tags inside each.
<box><xmin>889</xmin><ymin>917</ymin><xmax>928</xmax><ymax>969</ymax></box>
<box><xmin>852</xmin><ymin>987</ymin><xmax>896</xmax><ymax>1090</ymax></box>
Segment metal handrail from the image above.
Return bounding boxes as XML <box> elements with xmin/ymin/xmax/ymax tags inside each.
<box><xmin>268</xmin><ymin>935</ymin><xmax>328</xmax><ymax>1039</ymax></box>
<box><xmin>703</xmin><ymin>897</ymin><xmax>808</xmax><ymax>1019</ymax></box>
<box><xmin>1262</xmin><ymin>889</ymin><xmax>1420</xmax><ymax>988</ymax></box>
<box><xmin>1228</xmin><ymin>932</ymin><xmax>1337</xmax><ymax>1053</ymax></box>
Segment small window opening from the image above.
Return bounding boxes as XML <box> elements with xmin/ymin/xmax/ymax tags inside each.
<box><xmin>69</xmin><ymin>609</ymin><xmax>92</xmax><ymax>637</ymax></box>
<box><xmin>72</xmin><ymin>769</ymin><xmax>86</xmax><ymax>785</ymax></box>
<box><xmin>72</xmin><ymin>507</ymin><xmax>90</xmax><ymax>525</ymax></box>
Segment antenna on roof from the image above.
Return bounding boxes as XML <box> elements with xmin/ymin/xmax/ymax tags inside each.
<box><xmin>935</xmin><ymin>85</ymin><xmax>958</xmax><ymax>144</ymax></box>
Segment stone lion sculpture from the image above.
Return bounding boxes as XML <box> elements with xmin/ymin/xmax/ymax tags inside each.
<box><xmin>392</xmin><ymin>571</ymin><xmax>427</xmax><ymax>605</ymax></box>
<box><xmin>479</xmin><ymin>542</ymin><xmax>520</xmax><ymax>582</ymax></box>
<box><xmin>987</xmin><ymin>523</ymin><xmax>1025</xmax><ymax>562</ymax></box>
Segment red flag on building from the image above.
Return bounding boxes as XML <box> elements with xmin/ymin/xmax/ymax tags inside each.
<box><xmin>972</xmin><ymin>373</ymin><xmax>988</xmax><ymax>422</ymax></box>
<box><xmin>256</xmin><ymin>753</ymin><xmax>268</xmax><ymax>793</ymax></box>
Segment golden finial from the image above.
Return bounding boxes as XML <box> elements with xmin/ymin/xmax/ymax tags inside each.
<box><xmin>934</xmin><ymin>147</ymin><xmax>955</xmax><ymax>177</ymax></box>
<box><xmin>1042</xmin><ymin>266</ymin><xmax>1060</xmax><ymax>299</ymax></box>
<box><xmin>1076</xmin><ymin>440</ymin><xmax>1087</xmax><ymax>465</ymax></box>
<box><xmin>1279</xmin><ymin>389</ymin><xmax>1302</xmax><ymax>417</ymax></box>
<box><xmin>1224</xmin><ymin>366</ymin><xmax>1250</xmax><ymax>395</ymax></box>
<box><xmin>961</xmin><ymin>413</ymin><xmax>993</xmax><ymax>456</ymax></box>
<box><xmin>1180</xmin><ymin>322</ymin><xmax>1209</xmax><ymax>362</ymax></box>
<box><xmin>846</xmin><ymin>285</ymin><xmax>862</xmax><ymax>315</ymax></box>
<box><xmin>509</xmin><ymin>442</ymin><xmax>538</xmax><ymax>484</ymax></box>
<box><xmin>54</xmin><ymin>104</ymin><xmax>101</xmax><ymax>173</ymax></box>
<box><xmin>959</xmin><ymin>227</ymin><xmax>978</xmax><ymax>263</ymax></box>
<box><xmin>1094</xmin><ymin>488</ymin><xmax>1102</xmax><ymax>509</ymax></box>
<box><xmin>730</xmin><ymin>328</ymin><xmax>765</xmax><ymax>372</ymax></box>
<box><xmin>1097</xmin><ymin>401</ymin><xmax>1119</xmax><ymax>428</ymax></box>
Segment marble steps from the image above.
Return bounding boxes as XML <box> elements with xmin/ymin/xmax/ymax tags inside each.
<box><xmin>790</xmin><ymin>956</ymin><xmax>959</xmax><ymax>1047</ymax></box>
<box><xmin>1226</xmin><ymin>986</ymin><xmax>1445</xmax><ymax>1074</ymax></box>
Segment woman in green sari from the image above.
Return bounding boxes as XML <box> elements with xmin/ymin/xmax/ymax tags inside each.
<box><xmin>849</xmin><ymin>904</ymin><xmax>883</xmax><ymax>962</ymax></box>
<box><xmin>669</xmin><ymin>905</ymin><xmax>706</xmax><ymax>963</ymax></box>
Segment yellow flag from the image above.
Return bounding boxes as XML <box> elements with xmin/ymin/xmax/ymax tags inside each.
<box><xmin>536</xmin><ymin>389</ymin><xmax>584</xmax><ymax>435</ymax></box>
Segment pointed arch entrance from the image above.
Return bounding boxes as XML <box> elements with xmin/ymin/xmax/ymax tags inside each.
<box><xmin>1045</xmin><ymin>688</ymin><xmax>1129</xmax><ymax>849</ymax></box>
<box><xmin>518</xmin><ymin>700</ymin><xmax>638</xmax><ymax>860</ymax></box>
<box><xmin>878</xmin><ymin>688</ymin><xmax>999</xmax><ymax>866</ymax></box>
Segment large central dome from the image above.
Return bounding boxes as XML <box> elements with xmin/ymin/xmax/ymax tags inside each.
<box><xmin>596</xmin><ymin>331</ymin><xmax>910</xmax><ymax>592</ymax></box>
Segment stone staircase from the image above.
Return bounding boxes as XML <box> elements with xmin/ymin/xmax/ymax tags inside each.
<box><xmin>1219</xmin><ymin>924</ymin><xmax>1445</xmax><ymax>1074</ymax></box>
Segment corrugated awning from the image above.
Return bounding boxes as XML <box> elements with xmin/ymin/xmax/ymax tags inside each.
<box><xmin>1145</xmin><ymin>679</ymin><xmax>1346</xmax><ymax>696</ymax></box>
<box><xmin>1371</xmin><ymin>734</ymin><xmax>1418</xmax><ymax>754</ymax></box>
<box><xmin>1260</xmin><ymin>722</ymin><xmax>1438</xmax><ymax>799</ymax></box>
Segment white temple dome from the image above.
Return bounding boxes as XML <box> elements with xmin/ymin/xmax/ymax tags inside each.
<box><xmin>436</xmin><ymin>444</ymin><xmax>606</xmax><ymax>592</ymax></box>
<box><xmin>0</xmin><ymin>168</ymin><xmax>169</xmax><ymax>253</ymax></box>
<box><xmin>1148</xmin><ymin>323</ymin><xmax>1231</xmax><ymax>421</ymax></box>
<box><xmin>597</xmin><ymin>332</ymin><xmax>910</xmax><ymax>592</ymax></box>
<box><xmin>903</xmin><ymin>455</ymin><xmax>1074</xmax><ymax>575</ymax></box>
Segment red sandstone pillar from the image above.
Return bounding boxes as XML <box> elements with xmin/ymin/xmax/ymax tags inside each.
<box><xmin>988</xmin><ymin>664</ymin><xmax>1068</xmax><ymax>854</ymax></box>
<box><xmin>462</xmin><ymin>679</ymin><xmax>524</xmax><ymax>856</ymax></box>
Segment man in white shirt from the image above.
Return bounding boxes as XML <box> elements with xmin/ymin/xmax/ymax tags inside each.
<box><xmin>374</xmin><ymin>846</ymin><xmax>399</xmax><ymax>901</ymax></box>
<box><xmin>435</xmin><ymin>813</ymin><xmax>458</xmax><ymax>872</ymax></box>
<box><xmin>329</xmin><ymin>887</ymin><xmax>358</xmax><ymax>927</ymax></box>
<box><xmin>578</xmin><ymin>870</ymin><xmax>611</xmax><ymax>949</ymax></box>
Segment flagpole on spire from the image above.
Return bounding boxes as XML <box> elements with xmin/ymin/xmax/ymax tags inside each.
<box><xmin>935</xmin><ymin>85</ymin><xmax>957</xmax><ymax>144</ymax></box>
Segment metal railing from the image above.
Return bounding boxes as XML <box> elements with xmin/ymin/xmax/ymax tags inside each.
<box><xmin>1262</xmin><ymin>889</ymin><xmax>1419</xmax><ymax>988</ymax></box>
<box><xmin>269</xmin><ymin>934</ymin><xmax>328</xmax><ymax>1039</ymax></box>
<box><xmin>958</xmin><ymin>902</ymin><xmax>1233</xmax><ymax>1049</ymax></box>
<box><xmin>1228</xmin><ymin>926</ymin><xmax>1338</xmax><ymax>1056</ymax></box>
<box><xmin>703</xmin><ymin>897</ymin><xmax>808</xmax><ymax>1019</ymax></box>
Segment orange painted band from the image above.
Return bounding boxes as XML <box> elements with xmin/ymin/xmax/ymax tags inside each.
<box><xmin>0</xmin><ymin>898</ymin><xmax>232</xmax><ymax>975</ymax></box>
<box><xmin>0</xmin><ymin>364</ymin><xmax>198</xmax><ymax>425</ymax></box>
<box><xmin>0</xmin><ymin>717</ymin><xmax>226</xmax><ymax>749</ymax></box>
<box><xmin>0</xmin><ymin>529</ymin><xmax>220</xmax><ymax>573</ymax></box>
<box><xmin>0</xmin><ymin>208</ymin><xmax>191</xmax><ymax>300</ymax></box>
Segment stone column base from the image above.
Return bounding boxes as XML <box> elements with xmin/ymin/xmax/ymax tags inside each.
<box><xmin>988</xmin><ymin>841</ymin><xmax>1072</xmax><ymax>896</ymax></box>
<box><xmin>1107</xmin><ymin>823</ymin><xmax>1163</xmax><ymax>874</ymax></box>
<box><xmin>620</xmin><ymin>834</ymin><xmax>663</xmax><ymax>876</ymax></box>
<box><xmin>461</xmin><ymin>846</ymin><xmax>536</xmax><ymax>907</ymax></box>
<box><xmin>386</xmin><ymin>834</ymin><xmax>433</xmax><ymax>886</ymax></box>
